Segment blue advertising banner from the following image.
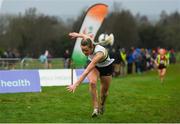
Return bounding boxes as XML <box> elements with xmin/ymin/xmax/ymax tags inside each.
<box><xmin>0</xmin><ymin>70</ymin><xmax>41</xmax><ymax>93</ymax></box>
<box><xmin>75</xmin><ymin>69</ymin><xmax>89</xmax><ymax>83</ymax></box>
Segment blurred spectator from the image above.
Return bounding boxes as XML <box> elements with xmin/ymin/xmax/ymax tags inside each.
<box><xmin>109</xmin><ymin>48</ymin><xmax>121</xmax><ymax>77</ymax></box>
<box><xmin>169</xmin><ymin>48</ymin><xmax>176</xmax><ymax>64</ymax></box>
<box><xmin>120</xmin><ymin>48</ymin><xmax>127</xmax><ymax>76</ymax></box>
<box><xmin>7</xmin><ymin>48</ymin><xmax>18</xmax><ymax>69</ymax></box>
<box><xmin>63</xmin><ymin>49</ymin><xmax>71</xmax><ymax>68</ymax></box>
<box><xmin>44</xmin><ymin>50</ymin><xmax>52</xmax><ymax>69</ymax></box>
<box><xmin>140</xmin><ymin>48</ymin><xmax>147</xmax><ymax>72</ymax></box>
<box><xmin>39</xmin><ymin>51</ymin><xmax>48</xmax><ymax>69</ymax></box>
<box><xmin>133</xmin><ymin>48</ymin><xmax>142</xmax><ymax>74</ymax></box>
<box><xmin>39</xmin><ymin>54</ymin><xmax>47</xmax><ymax>64</ymax></box>
<box><xmin>151</xmin><ymin>49</ymin><xmax>158</xmax><ymax>69</ymax></box>
<box><xmin>145</xmin><ymin>49</ymin><xmax>153</xmax><ymax>70</ymax></box>
<box><xmin>127</xmin><ymin>48</ymin><xmax>135</xmax><ymax>74</ymax></box>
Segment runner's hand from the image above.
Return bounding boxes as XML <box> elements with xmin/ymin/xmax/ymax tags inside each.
<box><xmin>69</xmin><ymin>32</ymin><xmax>79</xmax><ymax>39</ymax></box>
<box><xmin>67</xmin><ymin>84</ymin><xmax>77</xmax><ymax>93</ymax></box>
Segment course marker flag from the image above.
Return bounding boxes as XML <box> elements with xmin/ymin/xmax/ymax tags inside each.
<box><xmin>72</xmin><ymin>3</ymin><xmax>108</xmax><ymax>67</ymax></box>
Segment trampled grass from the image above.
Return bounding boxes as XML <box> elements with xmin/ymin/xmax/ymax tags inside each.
<box><xmin>0</xmin><ymin>64</ymin><xmax>180</xmax><ymax>123</ymax></box>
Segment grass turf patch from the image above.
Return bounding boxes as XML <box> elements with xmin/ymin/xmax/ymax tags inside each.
<box><xmin>0</xmin><ymin>64</ymin><xmax>180</xmax><ymax>123</ymax></box>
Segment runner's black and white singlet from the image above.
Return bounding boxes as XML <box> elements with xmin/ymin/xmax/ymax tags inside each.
<box><xmin>88</xmin><ymin>45</ymin><xmax>114</xmax><ymax>67</ymax></box>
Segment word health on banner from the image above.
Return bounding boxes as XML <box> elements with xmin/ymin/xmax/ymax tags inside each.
<box><xmin>0</xmin><ymin>70</ymin><xmax>41</xmax><ymax>94</ymax></box>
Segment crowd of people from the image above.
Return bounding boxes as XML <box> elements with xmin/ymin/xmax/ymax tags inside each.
<box><xmin>0</xmin><ymin>48</ymin><xmax>71</xmax><ymax>70</ymax></box>
<box><xmin>0</xmin><ymin>47</ymin><xmax>176</xmax><ymax>72</ymax></box>
<box><xmin>109</xmin><ymin>47</ymin><xmax>176</xmax><ymax>77</ymax></box>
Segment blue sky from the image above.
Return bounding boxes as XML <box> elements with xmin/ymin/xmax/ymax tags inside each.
<box><xmin>0</xmin><ymin>0</ymin><xmax>180</xmax><ymax>20</ymax></box>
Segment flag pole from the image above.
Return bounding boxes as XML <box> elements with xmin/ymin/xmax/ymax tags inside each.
<box><xmin>71</xmin><ymin>60</ymin><xmax>74</xmax><ymax>85</ymax></box>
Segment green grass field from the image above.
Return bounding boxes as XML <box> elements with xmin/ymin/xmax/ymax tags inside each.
<box><xmin>0</xmin><ymin>63</ymin><xmax>180</xmax><ymax>123</ymax></box>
